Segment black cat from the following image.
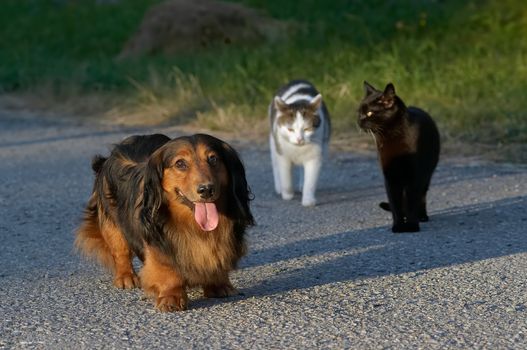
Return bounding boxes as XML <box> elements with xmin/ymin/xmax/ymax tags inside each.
<box><xmin>358</xmin><ymin>81</ymin><xmax>440</xmax><ymax>233</ymax></box>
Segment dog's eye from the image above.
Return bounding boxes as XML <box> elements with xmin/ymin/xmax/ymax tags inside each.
<box><xmin>208</xmin><ymin>154</ymin><xmax>218</xmax><ymax>166</ymax></box>
<box><xmin>175</xmin><ymin>159</ymin><xmax>187</xmax><ymax>170</ymax></box>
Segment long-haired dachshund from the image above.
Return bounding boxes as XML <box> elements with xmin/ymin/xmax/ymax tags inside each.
<box><xmin>75</xmin><ymin>133</ymin><xmax>254</xmax><ymax>311</ymax></box>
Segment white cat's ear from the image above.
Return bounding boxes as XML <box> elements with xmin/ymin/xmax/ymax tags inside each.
<box><xmin>309</xmin><ymin>94</ymin><xmax>323</xmax><ymax>111</ymax></box>
<box><xmin>364</xmin><ymin>81</ymin><xmax>377</xmax><ymax>96</ymax></box>
<box><xmin>274</xmin><ymin>96</ymin><xmax>288</xmax><ymax>112</ymax></box>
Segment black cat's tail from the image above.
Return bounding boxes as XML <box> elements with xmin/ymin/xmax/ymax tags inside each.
<box><xmin>379</xmin><ymin>202</ymin><xmax>391</xmax><ymax>212</ymax></box>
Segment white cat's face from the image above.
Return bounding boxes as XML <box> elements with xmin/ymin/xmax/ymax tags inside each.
<box><xmin>277</xmin><ymin>112</ymin><xmax>315</xmax><ymax>145</ymax></box>
<box><xmin>274</xmin><ymin>94</ymin><xmax>322</xmax><ymax>146</ymax></box>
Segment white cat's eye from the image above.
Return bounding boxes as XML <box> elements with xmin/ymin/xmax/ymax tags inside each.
<box><xmin>287</xmin><ymin>128</ymin><xmax>294</xmax><ymax>132</ymax></box>
<box><xmin>304</xmin><ymin>127</ymin><xmax>313</xmax><ymax>132</ymax></box>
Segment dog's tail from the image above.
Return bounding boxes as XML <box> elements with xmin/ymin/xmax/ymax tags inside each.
<box><xmin>74</xmin><ymin>192</ymin><xmax>116</xmax><ymax>272</ymax></box>
<box><xmin>379</xmin><ymin>202</ymin><xmax>391</xmax><ymax>212</ymax></box>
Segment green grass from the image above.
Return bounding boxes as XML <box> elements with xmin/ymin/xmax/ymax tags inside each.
<box><xmin>1</xmin><ymin>0</ymin><xmax>526</xmax><ymax>153</ymax></box>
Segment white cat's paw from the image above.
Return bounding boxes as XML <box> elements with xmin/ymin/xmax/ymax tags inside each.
<box><xmin>302</xmin><ymin>197</ymin><xmax>317</xmax><ymax>207</ymax></box>
<box><xmin>281</xmin><ymin>191</ymin><xmax>294</xmax><ymax>200</ymax></box>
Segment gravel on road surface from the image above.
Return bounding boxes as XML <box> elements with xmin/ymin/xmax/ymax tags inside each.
<box><xmin>1</xmin><ymin>113</ymin><xmax>526</xmax><ymax>349</ymax></box>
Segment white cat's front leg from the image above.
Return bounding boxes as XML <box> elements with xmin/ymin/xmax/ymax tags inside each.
<box><xmin>276</xmin><ymin>155</ymin><xmax>294</xmax><ymax>200</ymax></box>
<box><xmin>302</xmin><ymin>158</ymin><xmax>322</xmax><ymax>206</ymax></box>
<box><xmin>270</xmin><ymin>134</ymin><xmax>281</xmax><ymax>195</ymax></box>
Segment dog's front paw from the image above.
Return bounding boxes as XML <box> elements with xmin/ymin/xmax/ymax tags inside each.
<box><xmin>203</xmin><ymin>284</ymin><xmax>239</xmax><ymax>298</ymax></box>
<box><xmin>113</xmin><ymin>273</ymin><xmax>140</xmax><ymax>289</ymax></box>
<box><xmin>156</xmin><ymin>293</ymin><xmax>188</xmax><ymax>312</ymax></box>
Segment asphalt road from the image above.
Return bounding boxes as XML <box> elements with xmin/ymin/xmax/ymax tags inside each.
<box><xmin>1</xmin><ymin>112</ymin><xmax>526</xmax><ymax>349</ymax></box>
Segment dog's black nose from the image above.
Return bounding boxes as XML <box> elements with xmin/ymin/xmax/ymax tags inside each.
<box><xmin>197</xmin><ymin>183</ymin><xmax>215</xmax><ymax>199</ymax></box>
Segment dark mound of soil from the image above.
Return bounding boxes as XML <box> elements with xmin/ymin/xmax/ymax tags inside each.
<box><xmin>119</xmin><ymin>0</ymin><xmax>286</xmax><ymax>58</ymax></box>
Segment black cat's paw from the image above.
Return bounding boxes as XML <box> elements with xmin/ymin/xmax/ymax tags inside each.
<box><xmin>379</xmin><ymin>202</ymin><xmax>391</xmax><ymax>212</ymax></box>
<box><xmin>392</xmin><ymin>222</ymin><xmax>420</xmax><ymax>233</ymax></box>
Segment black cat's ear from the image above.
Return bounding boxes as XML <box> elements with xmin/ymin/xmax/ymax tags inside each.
<box><xmin>363</xmin><ymin>81</ymin><xmax>377</xmax><ymax>96</ymax></box>
<box><xmin>309</xmin><ymin>94</ymin><xmax>322</xmax><ymax>111</ymax></box>
<box><xmin>382</xmin><ymin>83</ymin><xmax>396</xmax><ymax>108</ymax></box>
<box><xmin>274</xmin><ymin>96</ymin><xmax>288</xmax><ymax>112</ymax></box>
<box><xmin>383</xmin><ymin>83</ymin><xmax>396</xmax><ymax>98</ymax></box>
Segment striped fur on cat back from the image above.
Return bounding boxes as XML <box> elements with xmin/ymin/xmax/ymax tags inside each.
<box><xmin>269</xmin><ymin>80</ymin><xmax>331</xmax><ymax>207</ymax></box>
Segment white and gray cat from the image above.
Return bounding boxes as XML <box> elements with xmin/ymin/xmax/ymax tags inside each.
<box><xmin>269</xmin><ymin>80</ymin><xmax>331</xmax><ymax>206</ymax></box>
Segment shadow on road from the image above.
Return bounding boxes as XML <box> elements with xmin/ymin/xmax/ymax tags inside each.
<box><xmin>190</xmin><ymin>195</ymin><xmax>527</xmax><ymax>309</ymax></box>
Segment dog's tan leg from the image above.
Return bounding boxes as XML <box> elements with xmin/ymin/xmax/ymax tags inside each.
<box><xmin>203</xmin><ymin>272</ymin><xmax>239</xmax><ymax>298</ymax></box>
<box><xmin>100</xmin><ymin>219</ymin><xmax>139</xmax><ymax>289</ymax></box>
<box><xmin>140</xmin><ymin>245</ymin><xmax>188</xmax><ymax>312</ymax></box>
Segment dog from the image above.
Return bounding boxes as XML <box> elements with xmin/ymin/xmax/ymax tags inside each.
<box><xmin>75</xmin><ymin>133</ymin><xmax>254</xmax><ymax>311</ymax></box>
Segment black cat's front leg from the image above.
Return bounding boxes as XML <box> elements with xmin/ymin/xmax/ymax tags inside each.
<box><xmin>419</xmin><ymin>193</ymin><xmax>429</xmax><ymax>222</ymax></box>
<box><xmin>384</xmin><ymin>178</ymin><xmax>407</xmax><ymax>233</ymax></box>
<box><xmin>403</xmin><ymin>185</ymin><xmax>420</xmax><ymax>232</ymax></box>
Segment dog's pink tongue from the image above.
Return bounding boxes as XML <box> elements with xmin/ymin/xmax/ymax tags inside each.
<box><xmin>194</xmin><ymin>202</ymin><xmax>219</xmax><ymax>231</ymax></box>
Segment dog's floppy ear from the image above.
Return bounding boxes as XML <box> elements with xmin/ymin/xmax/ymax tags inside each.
<box><xmin>214</xmin><ymin>137</ymin><xmax>255</xmax><ymax>228</ymax></box>
<box><xmin>140</xmin><ymin>148</ymin><xmax>166</xmax><ymax>244</ymax></box>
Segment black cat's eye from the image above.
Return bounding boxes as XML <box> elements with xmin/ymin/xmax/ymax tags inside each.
<box><xmin>207</xmin><ymin>154</ymin><xmax>218</xmax><ymax>166</ymax></box>
<box><xmin>175</xmin><ymin>159</ymin><xmax>187</xmax><ymax>170</ymax></box>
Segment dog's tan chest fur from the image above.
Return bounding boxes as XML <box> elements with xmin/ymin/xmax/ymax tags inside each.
<box><xmin>167</xmin><ymin>210</ymin><xmax>241</xmax><ymax>285</ymax></box>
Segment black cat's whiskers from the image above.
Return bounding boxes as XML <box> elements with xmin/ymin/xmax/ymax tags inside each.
<box><xmin>369</xmin><ymin>129</ymin><xmax>386</xmax><ymax>149</ymax></box>
<box><xmin>368</xmin><ymin>130</ymin><xmax>378</xmax><ymax>146</ymax></box>
<box><xmin>370</xmin><ymin>125</ymin><xmax>386</xmax><ymax>138</ymax></box>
